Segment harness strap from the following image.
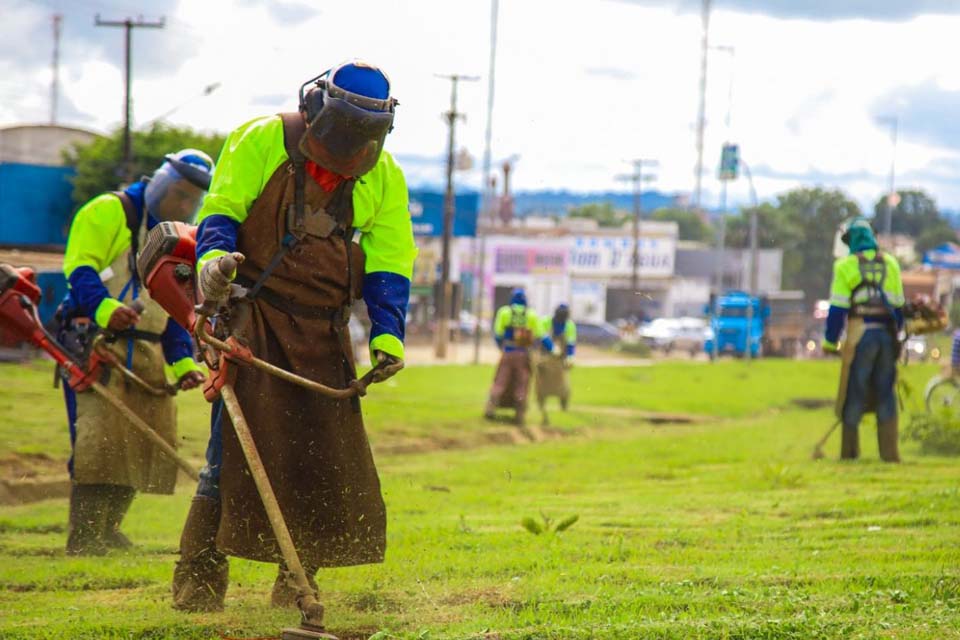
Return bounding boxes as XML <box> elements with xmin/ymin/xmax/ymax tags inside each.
<box><xmin>244</xmin><ymin>113</ymin><xmax>308</xmax><ymax>301</ymax></box>
<box><xmin>106</xmin><ymin>328</ymin><xmax>164</xmax><ymax>343</ymax></box>
<box><xmin>234</xmin><ymin>274</ymin><xmax>349</xmax><ymax>323</ymax></box>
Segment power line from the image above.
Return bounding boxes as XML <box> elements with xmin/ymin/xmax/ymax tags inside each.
<box><xmin>94</xmin><ymin>13</ymin><xmax>165</xmax><ymax>182</ymax></box>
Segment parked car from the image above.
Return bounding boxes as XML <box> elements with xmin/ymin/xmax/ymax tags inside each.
<box><xmin>575</xmin><ymin>321</ymin><xmax>621</xmax><ymax>346</ymax></box>
<box><xmin>639</xmin><ymin>317</ymin><xmax>708</xmax><ymax>355</ymax></box>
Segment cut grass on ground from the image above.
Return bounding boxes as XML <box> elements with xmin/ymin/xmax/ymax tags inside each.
<box><xmin>1</xmin><ymin>358</ymin><xmax>958</xmax><ymax>639</ymax></box>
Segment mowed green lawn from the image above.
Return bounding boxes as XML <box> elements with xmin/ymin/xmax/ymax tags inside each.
<box><xmin>1</xmin><ymin>357</ymin><xmax>959</xmax><ymax>639</ymax></box>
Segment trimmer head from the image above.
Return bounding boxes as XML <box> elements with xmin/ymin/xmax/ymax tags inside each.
<box><xmin>280</xmin><ymin>625</ymin><xmax>339</xmax><ymax>640</ymax></box>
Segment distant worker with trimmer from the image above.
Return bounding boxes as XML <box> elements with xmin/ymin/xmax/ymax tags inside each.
<box><xmin>60</xmin><ymin>150</ymin><xmax>213</xmax><ymax>555</ymax></box>
<box><xmin>172</xmin><ymin>61</ymin><xmax>416</xmax><ymax>612</ymax></box>
<box><xmin>822</xmin><ymin>217</ymin><xmax>904</xmax><ymax>462</ymax></box>
<box><xmin>484</xmin><ymin>288</ymin><xmax>553</xmax><ymax>427</ymax></box>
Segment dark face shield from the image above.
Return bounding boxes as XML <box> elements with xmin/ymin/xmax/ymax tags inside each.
<box><xmin>299</xmin><ymin>95</ymin><xmax>395</xmax><ymax>177</ymax></box>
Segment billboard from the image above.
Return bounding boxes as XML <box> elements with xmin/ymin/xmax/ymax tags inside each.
<box><xmin>570</xmin><ymin>235</ymin><xmax>674</xmax><ymax>277</ymax></box>
<box><xmin>408</xmin><ymin>189</ymin><xmax>479</xmax><ymax>237</ymax></box>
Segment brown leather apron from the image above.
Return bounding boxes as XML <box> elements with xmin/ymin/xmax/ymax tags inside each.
<box><xmin>214</xmin><ymin>113</ymin><xmax>384</xmax><ymax>568</ymax></box>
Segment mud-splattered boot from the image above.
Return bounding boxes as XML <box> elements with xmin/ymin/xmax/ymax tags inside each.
<box><xmin>65</xmin><ymin>483</ymin><xmax>109</xmax><ymax>556</ymax></box>
<box><xmin>102</xmin><ymin>484</ymin><xmax>136</xmax><ymax>549</ymax></box>
<box><xmin>271</xmin><ymin>562</ymin><xmax>319</xmax><ymax>608</ymax></box>
<box><xmin>877</xmin><ymin>417</ymin><xmax>901</xmax><ymax>463</ymax></box>
<box><xmin>172</xmin><ymin>496</ymin><xmax>228</xmax><ymax>612</ymax></box>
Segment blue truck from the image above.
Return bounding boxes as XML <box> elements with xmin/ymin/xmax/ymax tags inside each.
<box><xmin>704</xmin><ymin>290</ymin><xmax>770</xmax><ymax>359</ymax></box>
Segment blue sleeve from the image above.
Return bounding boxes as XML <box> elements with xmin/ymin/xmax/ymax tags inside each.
<box><xmin>566</xmin><ymin>343</ymin><xmax>576</xmax><ymax>357</ymax></box>
<box><xmin>541</xmin><ymin>336</ymin><xmax>555</xmax><ymax>352</ymax></box>
<box><xmin>824</xmin><ymin>305</ymin><xmax>848</xmax><ymax>345</ymax></box>
<box><xmin>362</xmin><ymin>271</ymin><xmax>409</xmax><ymax>348</ymax></box>
<box><xmin>893</xmin><ymin>307</ymin><xmax>904</xmax><ymax>332</ymax></box>
<box><xmin>67</xmin><ymin>265</ymin><xmax>110</xmax><ymax>319</ymax></box>
<box><xmin>161</xmin><ymin>317</ymin><xmax>194</xmax><ymax>365</ymax></box>
<box><xmin>196</xmin><ymin>214</ymin><xmax>240</xmax><ymax>259</ymax></box>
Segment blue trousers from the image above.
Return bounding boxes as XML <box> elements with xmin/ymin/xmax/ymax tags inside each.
<box><xmin>196</xmin><ymin>400</ymin><xmax>224</xmax><ymax>499</ymax></box>
<box><xmin>842</xmin><ymin>328</ymin><xmax>898</xmax><ymax>430</ymax></box>
<box><xmin>64</xmin><ymin>385</ymin><xmax>78</xmax><ymax>477</ymax></box>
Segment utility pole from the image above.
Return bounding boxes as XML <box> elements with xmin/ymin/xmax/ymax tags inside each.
<box><xmin>693</xmin><ymin>0</ymin><xmax>711</xmax><ymax>210</ymax></box>
<box><xmin>50</xmin><ymin>14</ymin><xmax>62</xmax><ymax>125</ymax></box>
<box><xmin>95</xmin><ymin>14</ymin><xmax>165</xmax><ymax>183</ymax></box>
<box><xmin>473</xmin><ymin>0</ymin><xmax>500</xmax><ymax>365</ymax></box>
<box><xmin>617</xmin><ymin>159</ymin><xmax>657</xmax><ymax>316</ymax></box>
<box><xmin>435</xmin><ymin>73</ymin><xmax>478</xmax><ymax>359</ymax></box>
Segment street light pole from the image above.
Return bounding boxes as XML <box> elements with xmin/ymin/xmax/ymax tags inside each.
<box><xmin>881</xmin><ymin>115</ymin><xmax>899</xmax><ymax>237</ymax></box>
<box><xmin>473</xmin><ymin>0</ymin><xmax>500</xmax><ymax>366</ymax></box>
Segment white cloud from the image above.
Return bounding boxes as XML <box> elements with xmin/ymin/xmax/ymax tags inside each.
<box><xmin>3</xmin><ymin>0</ymin><xmax>960</xmax><ymax>210</ymax></box>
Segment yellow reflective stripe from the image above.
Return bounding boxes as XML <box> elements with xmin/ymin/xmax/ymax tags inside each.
<box><xmin>171</xmin><ymin>356</ymin><xmax>203</xmax><ymax>380</ymax></box>
<box><xmin>94</xmin><ymin>297</ymin><xmax>125</xmax><ymax>328</ymax></box>
<box><xmin>370</xmin><ymin>333</ymin><xmax>404</xmax><ymax>363</ymax></box>
<box><xmin>196</xmin><ymin>249</ymin><xmax>230</xmax><ymax>277</ymax></box>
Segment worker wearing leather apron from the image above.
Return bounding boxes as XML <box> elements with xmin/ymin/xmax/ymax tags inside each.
<box><xmin>822</xmin><ymin>217</ymin><xmax>905</xmax><ymax>462</ymax></box>
<box><xmin>60</xmin><ymin>150</ymin><xmax>212</xmax><ymax>555</ymax></box>
<box><xmin>172</xmin><ymin>61</ymin><xmax>416</xmax><ymax>612</ymax></box>
<box><xmin>484</xmin><ymin>288</ymin><xmax>553</xmax><ymax>427</ymax></box>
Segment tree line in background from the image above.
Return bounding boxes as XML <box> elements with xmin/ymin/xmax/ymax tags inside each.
<box><xmin>62</xmin><ymin>124</ymin><xmax>226</xmax><ymax>208</ymax></box>
<box><xmin>569</xmin><ymin>186</ymin><xmax>960</xmax><ymax>304</ymax></box>
<box><xmin>63</xmin><ymin>124</ymin><xmax>959</xmax><ymax>308</ymax></box>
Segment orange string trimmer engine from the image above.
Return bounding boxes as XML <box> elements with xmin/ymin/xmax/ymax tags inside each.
<box><xmin>137</xmin><ymin>221</ymin><xmax>199</xmax><ymax>332</ymax></box>
<box><xmin>0</xmin><ymin>264</ymin><xmax>104</xmax><ymax>390</ymax></box>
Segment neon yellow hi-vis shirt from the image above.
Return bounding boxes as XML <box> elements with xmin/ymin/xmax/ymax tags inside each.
<box><xmin>62</xmin><ymin>192</ymin><xmax>200</xmax><ymax>379</ymax></box>
<box><xmin>543</xmin><ymin>317</ymin><xmax>577</xmax><ymax>352</ymax></box>
<box><xmin>494</xmin><ymin>304</ymin><xmax>542</xmax><ymax>350</ymax></box>
<box><xmin>828</xmin><ymin>250</ymin><xmax>905</xmax><ymax>311</ymax></box>
<box><xmin>195</xmin><ymin>114</ymin><xmax>418</xmax><ymax>360</ymax></box>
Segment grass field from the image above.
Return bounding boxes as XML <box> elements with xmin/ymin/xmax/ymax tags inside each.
<box><xmin>1</xmin><ymin>357</ymin><xmax>959</xmax><ymax>639</ymax></box>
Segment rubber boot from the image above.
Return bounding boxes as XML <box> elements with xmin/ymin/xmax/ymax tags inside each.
<box><xmin>271</xmin><ymin>561</ymin><xmax>319</xmax><ymax>608</ymax></box>
<box><xmin>172</xmin><ymin>496</ymin><xmax>228</xmax><ymax>612</ymax></box>
<box><xmin>840</xmin><ymin>424</ymin><xmax>860</xmax><ymax>460</ymax></box>
<box><xmin>877</xmin><ymin>417</ymin><xmax>901</xmax><ymax>463</ymax></box>
<box><xmin>102</xmin><ymin>485</ymin><xmax>136</xmax><ymax>549</ymax></box>
<box><xmin>66</xmin><ymin>483</ymin><xmax>109</xmax><ymax>556</ymax></box>
<box><xmin>483</xmin><ymin>398</ymin><xmax>497</xmax><ymax>421</ymax></box>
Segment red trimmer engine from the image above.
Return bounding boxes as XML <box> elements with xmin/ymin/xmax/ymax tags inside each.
<box><xmin>0</xmin><ymin>264</ymin><xmax>102</xmax><ymax>390</ymax></box>
<box><xmin>137</xmin><ymin>221</ymin><xmax>199</xmax><ymax>331</ymax></box>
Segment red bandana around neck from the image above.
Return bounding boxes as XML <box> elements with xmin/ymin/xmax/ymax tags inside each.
<box><xmin>304</xmin><ymin>160</ymin><xmax>346</xmax><ymax>192</ymax></box>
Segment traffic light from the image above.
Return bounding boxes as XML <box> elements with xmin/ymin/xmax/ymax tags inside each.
<box><xmin>719</xmin><ymin>143</ymin><xmax>739</xmax><ymax>181</ymax></box>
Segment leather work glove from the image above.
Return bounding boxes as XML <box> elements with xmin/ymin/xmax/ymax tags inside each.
<box><xmin>199</xmin><ymin>252</ymin><xmax>244</xmax><ymax>311</ymax></box>
<box><xmin>107</xmin><ymin>305</ymin><xmax>141</xmax><ymax>331</ymax></box>
<box><xmin>370</xmin><ymin>351</ymin><xmax>404</xmax><ymax>383</ymax></box>
<box><xmin>178</xmin><ymin>370</ymin><xmax>206</xmax><ymax>391</ymax></box>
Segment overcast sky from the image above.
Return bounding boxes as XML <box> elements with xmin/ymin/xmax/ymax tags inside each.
<box><xmin>3</xmin><ymin>0</ymin><xmax>960</xmax><ymax>212</ymax></box>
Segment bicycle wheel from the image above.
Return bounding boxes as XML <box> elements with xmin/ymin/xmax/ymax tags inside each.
<box><xmin>924</xmin><ymin>375</ymin><xmax>960</xmax><ymax>414</ymax></box>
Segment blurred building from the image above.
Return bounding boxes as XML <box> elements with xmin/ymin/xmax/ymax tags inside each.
<box><xmin>0</xmin><ymin>124</ymin><xmax>98</xmax><ymax>327</ymax></box>
<box><xmin>0</xmin><ymin>123</ymin><xmax>98</xmax><ymax>247</ymax></box>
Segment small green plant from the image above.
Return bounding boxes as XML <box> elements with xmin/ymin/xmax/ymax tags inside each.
<box><xmin>759</xmin><ymin>462</ymin><xmax>805</xmax><ymax>489</ymax></box>
<box><xmin>521</xmin><ymin>511</ymin><xmax>579</xmax><ymax>535</ymax></box>
<box><xmin>903</xmin><ymin>412</ymin><xmax>960</xmax><ymax>455</ymax></box>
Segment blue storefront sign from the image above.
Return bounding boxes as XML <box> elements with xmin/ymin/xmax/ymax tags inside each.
<box><xmin>408</xmin><ymin>189</ymin><xmax>479</xmax><ymax>237</ymax></box>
